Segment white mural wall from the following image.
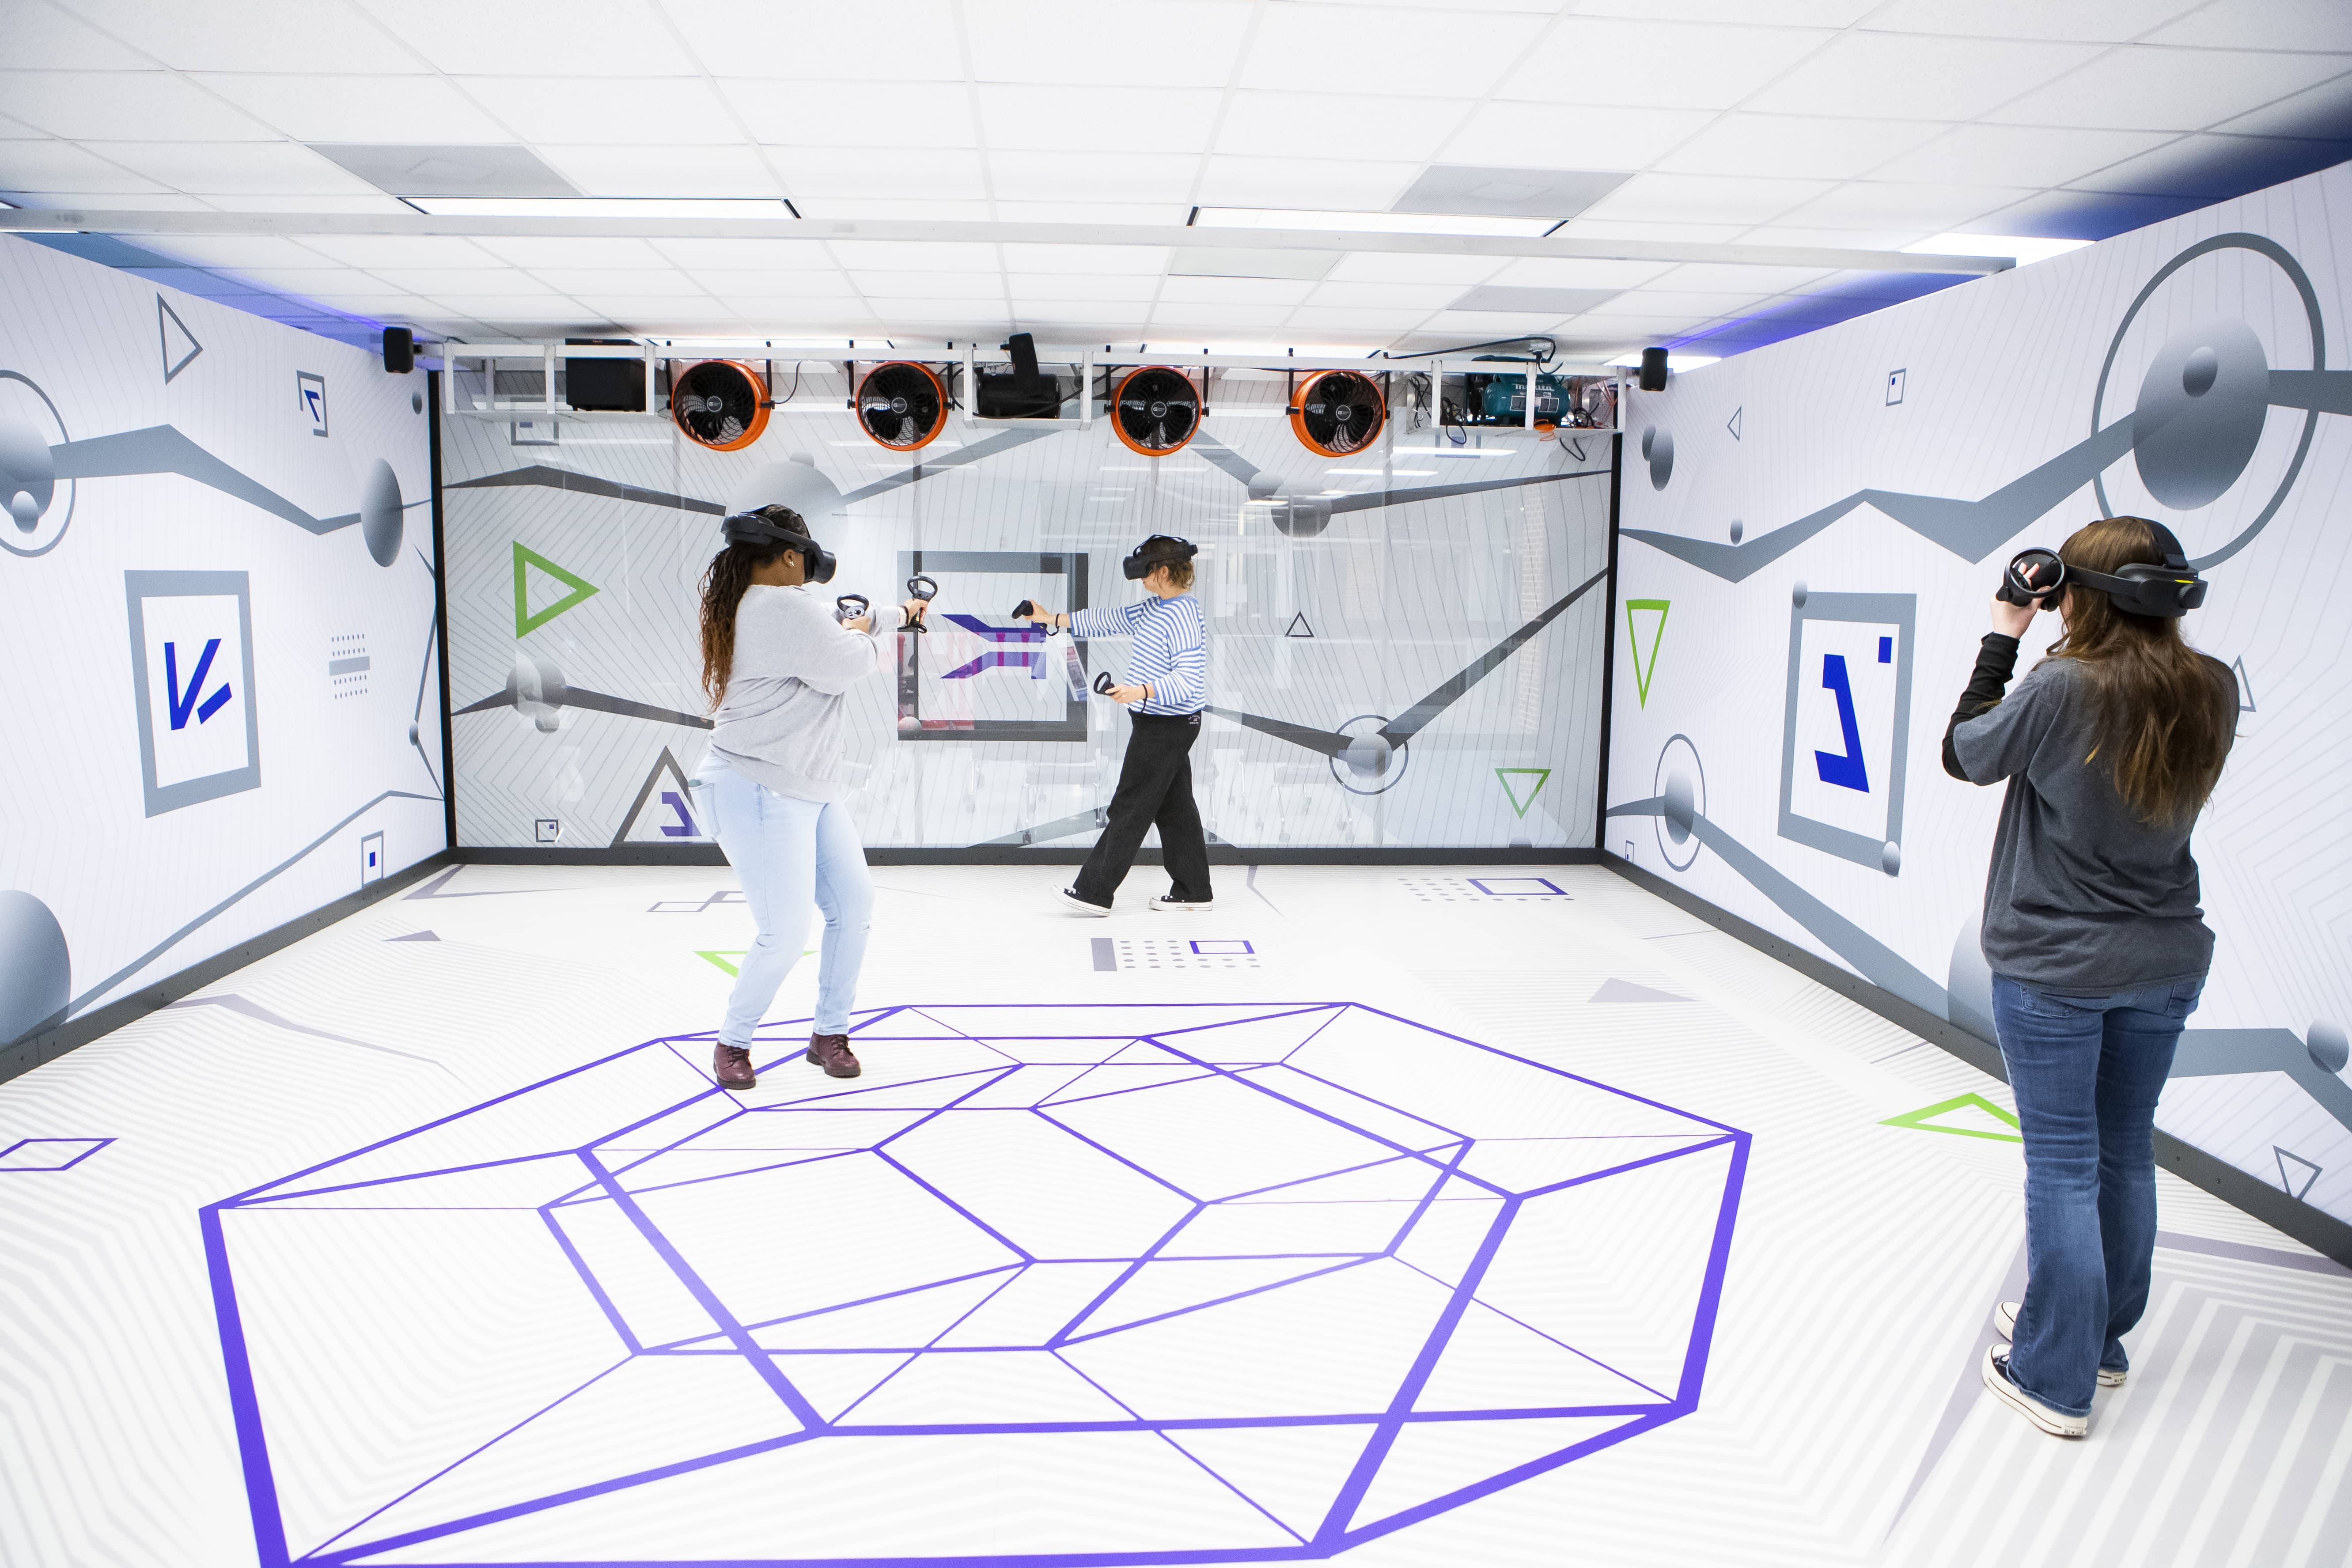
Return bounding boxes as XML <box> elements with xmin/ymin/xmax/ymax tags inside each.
<box><xmin>442</xmin><ymin>373</ymin><xmax>1610</xmax><ymax>852</ymax></box>
<box><xmin>1606</xmin><ymin>162</ymin><xmax>2352</xmax><ymax>1230</ymax></box>
<box><xmin>0</xmin><ymin>235</ymin><xmax>443</xmax><ymax>1056</ymax></box>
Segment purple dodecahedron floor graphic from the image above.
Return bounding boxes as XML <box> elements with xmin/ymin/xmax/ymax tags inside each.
<box><xmin>204</xmin><ymin>1003</ymin><xmax>1749</xmax><ymax>1567</ymax></box>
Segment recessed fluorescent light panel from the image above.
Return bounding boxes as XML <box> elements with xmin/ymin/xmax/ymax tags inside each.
<box><xmin>1391</xmin><ymin>166</ymin><xmax>1629</xmax><ymax>223</ymax></box>
<box><xmin>311</xmin><ymin>144</ymin><xmax>581</xmax><ymax>198</ymax></box>
<box><xmin>1907</xmin><ymin>232</ymin><xmax>2091</xmax><ymax>267</ymax></box>
<box><xmin>1447</xmin><ymin>286</ymin><xmax>1619</xmax><ymax>315</ymax></box>
<box><xmin>405</xmin><ymin>197</ymin><xmax>797</xmax><ymax>220</ymax></box>
<box><xmin>1191</xmin><ymin>208</ymin><xmax>1555</xmax><ymax>239</ymax></box>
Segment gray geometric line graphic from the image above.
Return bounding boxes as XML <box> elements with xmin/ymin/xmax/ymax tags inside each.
<box><xmin>409</xmin><ymin>593</ymin><xmax>443</xmax><ymax>797</ymax></box>
<box><xmin>162</xmin><ymin>994</ymin><xmax>448</xmax><ymax>1070</ymax></box>
<box><xmin>64</xmin><ymin>788</ymin><xmax>442</xmax><ymax>1017</ymax></box>
<box><xmin>156</xmin><ymin>294</ymin><xmax>202</xmax><ymax>383</ymax></box>
<box><xmin>1887</xmin><ymin>1239</ymin><xmax>2025</xmax><ymax>1537</ymax></box>
<box><xmin>2171</xmin><ymin>1030</ymin><xmax>2352</xmax><ymax>1129</ymax></box>
<box><xmin>2149</xmin><ymin>1228</ymin><xmax>2349</xmax><ymax>1276</ymax></box>
<box><xmin>1190</xmin><ymin>430</ymin><xmax>1610</xmax><ymax>516</ymax></box>
<box><xmin>452</xmin><ymin>652</ymin><xmax>712</xmax><ymax>732</ymax></box>
<box><xmin>402</xmin><ymin>867</ymin><xmax>551</xmax><ymax>901</ymax></box>
<box><xmin>443</xmin><ymin>464</ymin><xmax>726</xmax><ymax>516</ymax></box>
<box><xmin>977</xmin><ymin>804</ymin><xmax>1235</xmax><ymax>850</ymax></box>
<box><xmin>51</xmin><ymin>426</ymin><xmax>371</xmax><ymax>535</ymax></box>
<box><xmin>839</xmin><ymin>428</ymin><xmax>1062</xmax><ymax>506</ymax></box>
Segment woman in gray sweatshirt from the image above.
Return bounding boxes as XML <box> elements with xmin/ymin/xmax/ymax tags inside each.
<box><xmin>690</xmin><ymin>505</ymin><xmax>927</xmax><ymax>1089</ymax></box>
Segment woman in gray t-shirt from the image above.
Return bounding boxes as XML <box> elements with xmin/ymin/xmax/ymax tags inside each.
<box><xmin>1944</xmin><ymin>516</ymin><xmax>2236</xmax><ymax>1439</ymax></box>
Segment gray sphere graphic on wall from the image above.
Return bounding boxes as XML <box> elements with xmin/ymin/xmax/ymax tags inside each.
<box><xmin>1652</xmin><ymin>733</ymin><xmax>1705</xmax><ymax>872</ymax></box>
<box><xmin>0</xmin><ymin>370</ymin><xmax>73</xmax><ymax>557</ymax></box>
<box><xmin>360</xmin><ymin>458</ymin><xmax>403</xmax><ymax>567</ymax></box>
<box><xmin>412</xmin><ymin>391</ymin><xmax>424</xmax><ymax>414</ymax></box>
<box><xmin>507</xmin><ymin>652</ymin><xmax>570</xmax><ymax>734</ymax></box>
<box><xmin>1640</xmin><ymin>426</ymin><xmax>1674</xmax><ymax>490</ymax></box>
<box><xmin>2133</xmin><ymin>318</ymin><xmax>2271</xmax><ymax>510</ymax></box>
<box><xmin>0</xmin><ymin>419</ymin><xmax>53</xmax><ymax>531</ymax></box>
<box><xmin>2311</xmin><ymin>1020</ymin><xmax>2350</xmax><ymax>1076</ymax></box>
<box><xmin>0</xmin><ymin>890</ymin><xmax>69</xmax><ymax>1046</ymax></box>
<box><xmin>1328</xmin><ymin>714</ymin><xmax>1407</xmax><ymax>795</ymax></box>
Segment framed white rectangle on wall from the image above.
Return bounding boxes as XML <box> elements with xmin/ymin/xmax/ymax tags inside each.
<box><xmin>124</xmin><ymin>569</ymin><xmax>262</xmax><ymax>817</ymax></box>
<box><xmin>1777</xmin><ymin>589</ymin><xmax>1913</xmax><ymax>876</ymax></box>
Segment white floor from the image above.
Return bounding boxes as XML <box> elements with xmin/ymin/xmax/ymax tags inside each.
<box><xmin>0</xmin><ymin>863</ymin><xmax>2343</xmax><ymax>1568</ymax></box>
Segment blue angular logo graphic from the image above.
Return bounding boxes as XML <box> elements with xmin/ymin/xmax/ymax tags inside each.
<box><xmin>165</xmin><ymin>638</ymin><xmax>232</xmax><ymax>729</ymax></box>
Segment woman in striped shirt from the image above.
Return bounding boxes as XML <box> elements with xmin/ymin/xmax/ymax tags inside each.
<box><xmin>1025</xmin><ymin>535</ymin><xmax>1213</xmax><ymax>914</ymax></box>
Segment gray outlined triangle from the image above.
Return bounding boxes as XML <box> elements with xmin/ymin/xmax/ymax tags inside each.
<box><xmin>1284</xmin><ymin>612</ymin><xmax>1314</xmax><ymax>638</ymax></box>
<box><xmin>2275</xmin><ymin>1146</ymin><xmax>2320</xmax><ymax>1201</ymax></box>
<box><xmin>613</xmin><ymin>746</ymin><xmax>707</xmax><ymax>846</ymax></box>
<box><xmin>1726</xmin><ymin>406</ymin><xmax>1742</xmax><ymax>440</ymax></box>
<box><xmin>2232</xmin><ymin>655</ymin><xmax>2257</xmax><ymax>712</ymax></box>
<box><xmin>158</xmin><ymin>295</ymin><xmax>203</xmax><ymax>383</ymax></box>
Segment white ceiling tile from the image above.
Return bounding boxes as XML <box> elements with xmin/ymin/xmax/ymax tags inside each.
<box><xmin>1575</xmin><ymin>289</ymin><xmax>1762</xmax><ymax>317</ymax></box>
<box><xmin>1414</xmin><ymin>307</ymin><xmax>1595</xmax><ymax>335</ymax></box>
<box><xmin>0</xmin><ymin>141</ymin><xmax>164</xmax><ymax>192</ymax></box>
<box><xmin>1867</xmin><ymin>123</ymin><xmax>2179</xmax><ymax>187</ymax></box>
<box><xmin>65</xmin><ymin>0</ymin><xmax>428</xmax><ymax>72</ymax></box>
<box><xmin>0</xmin><ymin>187</ymin><xmax>204</xmax><ymax>208</ymax></box>
<box><xmin>1654</xmin><ymin>114</ymin><xmax>1950</xmax><ymax>180</ymax></box>
<box><xmin>2149</xmin><ymin>0</ymin><xmax>2352</xmax><ymax>51</ymax></box>
<box><xmin>1500</xmin><ymin>20</ymin><xmax>1838</xmax><ymax>110</ymax></box>
<box><xmin>769</xmin><ymin>148</ymin><xmax>988</xmax><ymax>201</ymax></box>
<box><xmin>1773</xmin><ymin>180</ymin><xmax>2036</xmax><ymax>229</ymax></box>
<box><xmin>722</xmin><ymin>80</ymin><xmax>977</xmax><ymax>148</ymax></box>
<box><xmin>669</xmin><ymin>0</ymin><xmax>965</xmax><ymax>80</ymax></box>
<box><xmin>524</xmin><ymin>267</ymin><xmax>712</xmax><ymax>295</ymax></box>
<box><xmin>1986</xmin><ymin>47</ymin><xmax>2352</xmax><ymax>132</ymax></box>
<box><xmin>2211</xmin><ymin>73</ymin><xmax>2352</xmax><ymax>139</ymax></box>
<box><xmin>130</xmin><ymin>235</ymin><xmax>343</xmax><ymax>269</ymax></box>
<box><xmin>650</xmin><ymin>237</ymin><xmax>848</xmax><ymax>269</ymax></box>
<box><xmin>1158</xmin><ymin>276</ymin><xmax>1315</xmax><ymax>307</ymax></box>
<box><xmin>351</xmin><ymin>0</ymin><xmax>698</xmax><ymax>75</ymax></box>
<box><xmin>92</xmin><ymin>141</ymin><xmax>380</xmax><ymax>196</ymax></box>
<box><xmin>0</xmin><ymin>70</ymin><xmax>276</xmax><ymax>140</ymax></box>
<box><xmin>977</xmin><ymin>86</ymin><xmax>1225</xmax><ymax>154</ymax></box>
<box><xmin>0</xmin><ymin>4</ymin><xmax>153</xmax><ymax>68</ymax></box>
<box><xmin>539</xmin><ymin>144</ymin><xmax>782</xmax><ymax>198</ymax></box>
<box><xmin>1646</xmin><ymin>262</ymin><xmax>1832</xmax><ymax>292</ymax></box>
<box><xmin>1325</xmin><ymin>252</ymin><xmax>1508</xmax><ymax>285</ymax></box>
<box><xmin>1195</xmin><ymin>155</ymin><xmax>1418</xmax><ymax>209</ymax></box>
<box><xmin>302</xmin><ymin>235</ymin><xmax>502</xmax><ymax>267</ymax></box>
<box><xmin>214</xmin><ymin>265</ymin><xmax>397</xmax><ymax>292</ymax></box>
<box><xmin>2065</xmin><ymin>131</ymin><xmax>2344</xmax><ymax>197</ymax></box>
<box><xmin>966</xmin><ymin>0</ymin><xmax>1255</xmax><ymax>88</ymax></box>
<box><xmin>830</xmin><ymin>241</ymin><xmax>1002</xmax><ymax>272</ymax></box>
<box><xmin>1213</xmin><ymin>91</ymin><xmax>1475</xmax><ymax>163</ymax></box>
<box><xmin>796</xmin><ymin>198</ymin><xmax>996</xmax><ymax>220</ymax></box>
<box><xmin>1000</xmin><ymin>243</ymin><xmax>1172</xmax><ymax>275</ymax></box>
<box><xmin>1285</xmin><ymin>305</ymin><xmax>1436</xmax><ymax>331</ymax></box>
<box><xmin>1738</xmin><ymin>222</ymin><xmax>1939</xmax><ymax>250</ymax></box>
<box><xmin>1302</xmin><ymin>280</ymin><xmax>1460</xmax><ymax>309</ymax></box>
<box><xmin>1242</xmin><ymin>7</ymin><xmax>1545</xmax><ymax>97</ymax></box>
<box><xmin>1863</xmin><ymin>0</ymin><xmax>2206</xmax><ymax>41</ymax></box>
<box><xmin>289</xmin><ymin>292</ymin><xmax>429</xmax><ymax>313</ymax></box>
<box><xmin>990</xmin><ymin>151</ymin><xmax>1199</xmax><ymax>205</ymax></box>
<box><xmin>415</xmin><ymin>291</ymin><xmax>584</xmax><ymax>312</ymax></box>
<box><xmin>993</xmin><ymin>202</ymin><xmax>1189</xmax><ymax>224</ymax></box>
<box><xmin>371</xmin><ymin>267</ymin><xmax>563</xmax><ymax>294</ymax></box>
<box><xmin>712</xmin><ymin>289</ymin><xmax>870</xmax><ymax>308</ymax></box>
<box><xmin>1148</xmin><ymin>303</ymin><xmax>1296</xmax><ymax>327</ymax></box>
<box><xmin>1744</xmin><ymin>34</ymin><xmax>2104</xmax><ymax>120</ymax></box>
<box><xmin>472</xmin><ymin>236</ymin><xmax>671</xmax><ymax>268</ymax></box>
<box><xmin>1006</xmin><ymin>306</ymin><xmax>1146</xmax><ymax>328</ymax></box>
<box><xmin>849</xmin><ymin>273</ymin><xmax>1004</xmax><ymax>299</ymax></box>
<box><xmin>1482</xmin><ymin>258</ymin><xmax>1677</xmax><ymax>289</ymax></box>
<box><xmin>1578</xmin><ymin>172</ymin><xmax>1836</xmax><ymax>226</ymax></box>
<box><xmin>458</xmin><ymin>77</ymin><xmax>730</xmax><ymax>145</ymax></box>
<box><xmin>1007</xmin><ymin>273</ymin><xmax>1161</xmax><ymax>302</ymax></box>
<box><xmin>568</xmin><ymin>293</ymin><xmax>732</xmax><ymax>312</ymax></box>
<box><xmin>1572</xmin><ymin>0</ymin><xmax>1873</xmax><ymax>21</ymax></box>
<box><xmin>1441</xmin><ymin>102</ymin><xmax>1715</xmax><ymax>169</ymax></box>
<box><xmin>189</xmin><ymin>73</ymin><xmax>511</xmax><ymax>143</ymax></box>
<box><xmin>1557</xmin><ymin>216</ymin><xmax>1751</xmax><ymax>242</ymax></box>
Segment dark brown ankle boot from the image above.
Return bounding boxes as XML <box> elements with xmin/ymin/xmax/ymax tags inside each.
<box><xmin>805</xmin><ymin>1033</ymin><xmax>861</xmax><ymax>1079</ymax></box>
<box><xmin>713</xmin><ymin>1042</ymin><xmax>756</xmax><ymax>1089</ymax></box>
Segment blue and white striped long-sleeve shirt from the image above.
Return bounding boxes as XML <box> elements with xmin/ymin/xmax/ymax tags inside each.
<box><xmin>1070</xmin><ymin>595</ymin><xmax>1207</xmax><ymax>715</ymax></box>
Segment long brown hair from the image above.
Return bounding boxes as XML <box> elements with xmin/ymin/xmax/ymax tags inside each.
<box><xmin>2043</xmin><ymin>515</ymin><xmax>2234</xmax><ymax>825</ymax></box>
<box><xmin>697</xmin><ymin>506</ymin><xmax>806</xmax><ymax>709</ymax></box>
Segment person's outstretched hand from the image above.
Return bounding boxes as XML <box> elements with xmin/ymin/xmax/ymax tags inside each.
<box><xmin>902</xmin><ymin>598</ymin><xmax>930</xmax><ymax>628</ymax></box>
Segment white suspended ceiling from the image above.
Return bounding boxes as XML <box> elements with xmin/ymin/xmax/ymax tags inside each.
<box><xmin>0</xmin><ymin>0</ymin><xmax>2347</xmax><ymax>358</ymax></box>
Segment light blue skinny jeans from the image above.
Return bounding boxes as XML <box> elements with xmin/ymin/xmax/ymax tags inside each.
<box><xmin>691</xmin><ymin>761</ymin><xmax>873</xmax><ymax>1045</ymax></box>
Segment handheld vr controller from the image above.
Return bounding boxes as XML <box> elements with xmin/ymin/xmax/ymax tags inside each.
<box><xmin>1121</xmin><ymin>535</ymin><xmax>1197</xmax><ymax>581</ymax></box>
<box><xmin>1997</xmin><ymin>520</ymin><xmax>2208</xmax><ymax>619</ymax></box>
<box><xmin>1091</xmin><ymin>671</ymin><xmax>1117</xmax><ymax>697</ymax></box>
<box><xmin>723</xmin><ymin>508</ymin><xmax>835</xmax><ymax>583</ymax></box>
<box><xmin>833</xmin><ymin>593</ymin><xmax>869</xmax><ymax>625</ymax></box>
<box><xmin>1011</xmin><ymin>598</ymin><xmax>1038</xmax><ymax>621</ymax></box>
<box><xmin>905</xmin><ymin>574</ymin><xmax>939</xmax><ymax>635</ymax></box>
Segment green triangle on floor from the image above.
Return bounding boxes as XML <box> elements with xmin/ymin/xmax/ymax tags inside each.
<box><xmin>1880</xmin><ymin>1092</ymin><xmax>2022</xmax><ymax>1143</ymax></box>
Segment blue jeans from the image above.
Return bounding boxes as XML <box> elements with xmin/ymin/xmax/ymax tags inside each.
<box><xmin>1990</xmin><ymin>972</ymin><xmax>2202</xmax><ymax>1416</ymax></box>
<box><xmin>693</xmin><ymin>764</ymin><xmax>872</xmax><ymax>1045</ymax></box>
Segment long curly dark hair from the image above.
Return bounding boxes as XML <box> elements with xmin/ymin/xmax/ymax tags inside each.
<box><xmin>2043</xmin><ymin>515</ymin><xmax>2236</xmax><ymax>825</ymax></box>
<box><xmin>698</xmin><ymin>505</ymin><xmax>807</xmax><ymax>709</ymax></box>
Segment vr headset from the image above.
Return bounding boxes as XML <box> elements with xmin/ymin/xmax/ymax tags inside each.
<box><xmin>1998</xmin><ymin>519</ymin><xmax>2208</xmax><ymax>619</ymax></box>
<box><xmin>723</xmin><ymin>507</ymin><xmax>835</xmax><ymax>584</ymax></box>
<box><xmin>1122</xmin><ymin>534</ymin><xmax>1198</xmax><ymax>582</ymax></box>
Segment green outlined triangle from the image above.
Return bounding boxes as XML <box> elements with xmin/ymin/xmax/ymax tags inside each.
<box><xmin>513</xmin><ymin>542</ymin><xmax>599</xmax><ymax>637</ymax></box>
<box><xmin>1495</xmin><ymin>767</ymin><xmax>1551</xmax><ymax>819</ymax></box>
<box><xmin>1625</xmin><ymin>598</ymin><xmax>1669</xmax><ymax>707</ymax></box>
<box><xmin>1880</xmin><ymin>1092</ymin><xmax>2021</xmax><ymax>1143</ymax></box>
<box><xmin>696</xmin><ymin>950</ymin><xmax>749</xmax><ymax>977</ymax></box>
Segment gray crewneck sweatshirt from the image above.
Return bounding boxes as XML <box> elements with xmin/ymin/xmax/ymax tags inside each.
<box><xmin>704</xmin><ymin>584</ymin><xmax>905</xmax><ymax>802</ymax></box>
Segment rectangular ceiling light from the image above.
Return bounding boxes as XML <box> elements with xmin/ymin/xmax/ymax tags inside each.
<box><xmin>1192</xmin><ymin>207</ymin><xmax>1557</xmax><ymax>239</ymax></box>
<box><xmin>313</xmin><ymin>144</ymin><xmax>581</xmax><ymax>198</ymax></box>
<box><xmin>404</xmin><ymin>197</ymin><xmax>798</xmax><ymax>220</ymax></box>
<box><xmin>1905</xmin><ymin>232</ymin><xmax>2091</xmax><ymax>267</ymax></box>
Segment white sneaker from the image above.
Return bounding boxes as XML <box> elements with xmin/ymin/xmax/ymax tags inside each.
<box><xmin>1994</xmin><ymin>1301</ymin><xmax>2126</xmax><ymax>1386</ymax></box>
<box><xmin>1148</xmin><ymin>893</ymin><xmax>1214</xmax><ymax>912</ymax></box>
<box><xmin>1982</xmin><ymin>1344</ymin><xmax>2088</xmax><ymax>1438</ymax></box>
<box><xmin>1053</xmin><ymin>886</ymin><xmax>1112</xmax><ymax>917</ymax></box>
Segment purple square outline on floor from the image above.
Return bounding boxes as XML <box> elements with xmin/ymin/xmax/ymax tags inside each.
<box><xmin>203</xmin><ymin>1002</ymin><xmax>1747</xmax><ymax>1567</ymax></box>
<box><xmin>0</xmin><ymin>1137</ymin><xmax>114</xmax><ymax>1172</ymax></box>
<box><xmin>1466</xmin><ymin>877</ymin><xmax>1568</xmax><ymax>897</ymax></box>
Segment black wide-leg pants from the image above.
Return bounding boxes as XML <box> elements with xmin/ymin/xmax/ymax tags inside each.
<box><xmin>1073</xmin><ymin>711</ymin><xmax>1212</xmax><ymax>906</ymax></box>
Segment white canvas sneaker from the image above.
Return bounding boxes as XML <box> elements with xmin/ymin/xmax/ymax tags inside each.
<box><xmin>1982</xmin><ymin>1344</ymin><xmax>2089</xmax><ymax>1438</ymax></box>
<box><xmin>1052</xmin><ymin>886</ymin><xmax>1112</xmax><ymax>917</ymax></box>
<box><xmin>1994</xmin><ymin>1301</ymin><xmax>2127</xmax><ymax>1386</ymax></box>
<box><xmin>1148</xmin><ymin>894</ymin><xmax>1214</xmax><ymax>912</ymax></box>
